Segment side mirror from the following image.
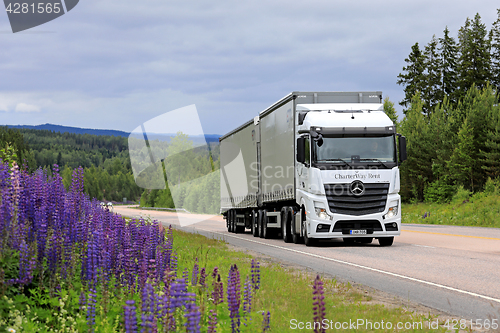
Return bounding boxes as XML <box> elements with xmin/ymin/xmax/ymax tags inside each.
<box><xmin>297</xmin><ymin>137</ymin><xmax>306</xmax><ymax>163</ymax></box>
<box><xmin>398</xmin><ymin>135</ymin><xmax>407</xmax><ymax>163</ymax></box>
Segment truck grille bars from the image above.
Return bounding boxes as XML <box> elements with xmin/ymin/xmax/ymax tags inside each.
<box><xmin>324</xmin><ymin>183</ymin><xmax>389</xmax><ymax>216</ymax></box>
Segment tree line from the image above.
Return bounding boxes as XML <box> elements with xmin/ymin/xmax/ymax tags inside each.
<box><xmin>0</xmin><ymin>127</ymin><xmax>142</xmax><ymax>203</ymax></box>
<box><xmin>394</xmin><ymin>9</ymin><xmax>500</xmax><ymax>203</ymax></box>
<box><xmin>397</xmin><ymin>10</ymin><xmax>500</xmax><ymax>115</ymax></box>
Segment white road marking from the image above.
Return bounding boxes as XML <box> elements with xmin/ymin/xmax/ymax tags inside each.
<box><xmin>200</xmin><ymin>228</ymin><xmax>500</xmax><ymax>305</ymax></box>
<box><xmin>412</xmin><ymin>244</ymin><xmax>436</xmax><ymax>248</ymax></box>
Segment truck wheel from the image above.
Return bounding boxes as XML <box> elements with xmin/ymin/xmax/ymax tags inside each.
<box><xmin>291</xmin><ymin>208</ymin><xmax>303</xmax><ymax>244</ymax></box>
<box><xmin>233</xmin><ymin>210</ymin><xmax>240</xmax><ymax>234</ymax></box>
<box><xmin>258</xmin><ymin>210</ymin><xmax>264</xmax><ymax>238</ymax></box>
<box><xmin>282</xmin><ymin>207</ymin><xmax>292</xmax><ymax>243</ymax></box>
<box><xmin>378</xmin><ymin>237</ymin><xmax>394</xmax><ymax>246</ymax></box>
<box><xmin>251</xmin><ymin>210</ymin><xmax>258</xmax><ymax>237</ymax></box>
<box><xmin>303</xmin><ymin>222</ymin><xmax>316</xmax><ymax>247</ymax></box>
<box><xmin>229</xmin><ymin>210</ymin><xmax>235</xmax><ymax>233</ymax></box>
<box><xmin>262</xmin><ymin>210</ymin><xmax>270</xmax><ymax>239</ymax></box>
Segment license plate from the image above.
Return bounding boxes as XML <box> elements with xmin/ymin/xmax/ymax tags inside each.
<box><xmin>350</xmin><ymin>229</ymin><xmax>367</xmax><ymax>235</ymax></box>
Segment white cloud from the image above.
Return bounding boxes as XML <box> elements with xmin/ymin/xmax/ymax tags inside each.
<box><xmin>15</xmin><ymin>103</ymin><xmax>41</xmax><ymax>113</ymax></box>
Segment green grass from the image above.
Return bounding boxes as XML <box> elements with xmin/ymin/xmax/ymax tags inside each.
<box><xmin>175</xmin><ymin>229</ymin><xmax>448</xmax><ymax>332</ymax></box>
<box><xmin>402</xmin><ymin>191</ymin><xmax>500</xmax><ymax>228</ymax></box>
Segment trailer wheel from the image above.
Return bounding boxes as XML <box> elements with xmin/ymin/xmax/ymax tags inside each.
<box><xmin>251</xmin><ymin>210</ymin><xmax>258</xmax><ymax>237</ymax></box>
<box><xmin>262</xmin><ymin>210</ymin><xmax>271</xmax><ymax>239</ymax></box>
<box><xmin>282</xmin><ymin>207</ymin><xmax>292</xmax><ymax>243</ymax></box>
<box><xmin>228</xmin><ymin>210</ymin><xmax>234</xmax><ymax>233</ymax></box>
<box><xmin>378</xmin><ymin>237</ymin><xmax>394</xmax><ymax>246</ymax></box>
<box><xmin>258</xmin><ymin>210</ymin><xmax>265</xmax><ymax>238</ymax></box>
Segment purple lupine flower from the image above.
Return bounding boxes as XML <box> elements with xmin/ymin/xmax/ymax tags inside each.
<box><xmin>184</xmin><ymin>302</ymin><xmax>201</xmax><ymax>333</ymax></box>
<box><xmin>141</xmin><ymin>282</ymin><xmax>156</xmax><ymax>316</ymax></box>
<box><xmin>79</xmin><ymin>291</ymin><xmax>86</xmax><ymax>312</ymax></box>
<box><xmin>170</xmin><ymin>278</ymin><xmax>195</xmax><ymax>310</ymax></box>
<box><xmin>15</xmin><ymin>239</ymin><xmax>36</xmax><ymax>285</ymax></box>
<box><xmin>261</xmin><ymin>311</ymin><xmax>271</xmax><ymax>332</ymax></box>
<box><xmin>124</xmin><ymin>300</ymin><xmax>138</xmax><ymax>333</ymax></box>
<box><xmin>242</xmin><ymin>276</ymin><xmax>252</xmax><ymax>316</ymax></box>
<box><xmin>199</xmin><ymin>267</ymin><xmax>207</xmax><ymax>289</ymax></box>
<box><xmin>182</xmin><ymin>268</ymin><xmax>189</xmax><ymax>281</ymax></box>
<box><xmin>251</xmin><ymin>259</ymin><xmax>260</xmax><ymax>290</ymax></box>
<box><xmin>227</xmin><ymin>264</ymin><xmax>241</xmax><ymax>332</ymax></box>
<box><xmin>211</xmin><ymin>273</ymin><xmax>224</xmax><ymax>305</ymax></box>
<box><xmin>207</xmin><ymin>309</ymin><xmax>218</xmax><ymax>333</ymax></box>
<box><xmin>87</xmin><ymin>289</ymin><xmax>97</xmax><ymax>333</ymax></box>
<box><xmin>312</xmin><ymin>275</ymin><xmax>326</xmax><ymax>333</ymax></box>
<box><xmin>191</xmin><ymin>258</ymin><xmax>199</xmax><ymax>286</ymax></box>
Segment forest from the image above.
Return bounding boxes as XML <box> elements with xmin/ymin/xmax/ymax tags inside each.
<box><xmin>393</xmin><ymin>10</ymin><xmax>500</xmax><ymax>202</ymax></box>
<box><xmin>0</xmin><ymin>127</ymin><xmax>143</xmax><ymax>203</ymax></box>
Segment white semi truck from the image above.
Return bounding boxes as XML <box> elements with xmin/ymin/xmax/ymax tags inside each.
<box><xmin>219</xmin><ymin>92</ymin><xmax>406</xmax><ymax>246</ymax></box>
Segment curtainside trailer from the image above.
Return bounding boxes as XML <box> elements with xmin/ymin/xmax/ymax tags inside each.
<box><xmin>220</xmin><ymin>92</ymin><xmax>407</xmax><ymax>246</ymax></box>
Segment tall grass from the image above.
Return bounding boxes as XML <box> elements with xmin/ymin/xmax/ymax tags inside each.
<box><xmin>403</xmin><ymin>188</ymin><xmax>500</xmax><ymax>228</ymax></box>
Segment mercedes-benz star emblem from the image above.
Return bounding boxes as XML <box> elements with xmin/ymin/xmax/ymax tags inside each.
<box><xmin>350</xmin><ymin>180</ymin><xmax>365</xmax><ymax>196</ymax></box>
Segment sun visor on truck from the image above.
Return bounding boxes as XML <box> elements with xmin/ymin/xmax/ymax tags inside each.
<box><xmin>308</xmin><ymin>126</ymin><xmax>396</xmax><ymax>136</ymax></box>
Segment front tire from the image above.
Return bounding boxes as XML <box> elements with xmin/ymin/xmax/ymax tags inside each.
<box><xmin>378</xmin><ymin>237</ymin><xmax>394</xmax><ymax>246</ymax></box>
<box><xmin>303</xmin><ymin>222</ymin><xmax>316</xmax><ymax>247</ymax></box>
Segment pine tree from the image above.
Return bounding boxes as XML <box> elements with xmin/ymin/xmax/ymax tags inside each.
<box><xmin>439</xmin><ymin>27</ymin><xmax>459</xmax><ymax>104</ymax></box>
<box><xmin>397</xmin><ymin>43</ymin><xmax>426</xmax><ymax>113</ymax></box>
<box><xmin>490</xmin><ymin>9</ymin><xmax>500</xmax><ymax>92</ymax></box>
<box><xmin>457</xmin><ymin>14</ymin><xmax>492</xmax><ymax>99</ymax></box>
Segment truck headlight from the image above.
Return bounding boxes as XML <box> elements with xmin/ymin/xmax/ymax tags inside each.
<box><xmin>384</xmin><ymin>204</ymin><xmax>398</xmax><ymax>219</ymax></box>
<box><xmin>315</xmin><ymin>207</ymin><xmax>332</xmax><ymax>221</ymax></box>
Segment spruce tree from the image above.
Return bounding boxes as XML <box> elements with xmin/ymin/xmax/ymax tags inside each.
<box><xmin>399</xmin><ymin>94</ymin><xmax>434</xmax><ymax>200</ymax></box>
<box><xmin>448</xmin><ymin>118</ymin><xmax>474</xmax><ymax>190</ymax></box>
<box><xmin>490</xmin><ymin>9</ymin><xmax>500</xmax><ymax>92</ymax></box>
<box><xmin>397</xmin><ymin>42</ymin><xmax>426</xmax><ymax>113</ymax></box>
<box><xmin>383</xmin><ymin>97</ymin><xmax>398</xmax><ymax>127</ymax></box>
<box><xmin>423</xmin><ymin>35</ymin><xmax>443</xmax><ymax>113</ymax></box>
<box><xmin>439</xmin><ymin>27</ymin><xmax>459</xmax><ymax>104</ymax></box>
<box><xmin>457</xmin><ymin>14</ymin><xmax>492</xmax><ymax>99</ymax></box>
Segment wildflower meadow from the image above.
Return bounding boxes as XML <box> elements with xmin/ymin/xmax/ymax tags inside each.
<box><xmin>0</xmin><ymin>161</ymin><xmax>270</xmax><ymax>332</ymax></box>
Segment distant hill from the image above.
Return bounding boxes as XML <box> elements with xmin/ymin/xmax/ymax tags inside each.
<box><xmin>7</xmin><ymin>123</ymin><xmax>129</xmax><ymax>137</ymax></box>
<box><xmin>5</xmin><ymin>123</ymin><xmax>221</xmax><ymax>143</ymax></box>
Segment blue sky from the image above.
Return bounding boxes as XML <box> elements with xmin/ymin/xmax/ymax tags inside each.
<box><xmin>0</xmin><ymin>0</ymin><xmax>499</xmax><ymax>135</ymax></box>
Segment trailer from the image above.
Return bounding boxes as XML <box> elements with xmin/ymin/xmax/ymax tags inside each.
<box><xmin>220</xmin><ymin>92</ymin><xmax>407</xmax><ymax>246</ymax></box>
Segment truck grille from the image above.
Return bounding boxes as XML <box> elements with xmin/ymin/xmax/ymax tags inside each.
<box><xmin>333</xmin><ymin>220</ymin><xmax>383</xmax><ymax>233</ymax></box>
<box><xmin>324</xmin><ymin>183</ymin><xmax>389</xmax><ymax>216</ymax></box>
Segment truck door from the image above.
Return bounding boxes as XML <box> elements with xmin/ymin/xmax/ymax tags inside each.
<box><xmin>297</xmin><ymin>135</ymin><xmax>310</xmax><ymax>193</ymax></box>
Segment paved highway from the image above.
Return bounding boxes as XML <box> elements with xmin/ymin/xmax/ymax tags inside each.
<box><xmin>114</xmin><ymin>206</ymin><xmax>500</xmax><ymax>321</ymax></box>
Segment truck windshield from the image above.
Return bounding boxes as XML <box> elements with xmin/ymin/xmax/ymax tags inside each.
<box><xmin>313</xmin><ymin>135</ymin><xmax>396</xmax><ymax>165</ymax></box>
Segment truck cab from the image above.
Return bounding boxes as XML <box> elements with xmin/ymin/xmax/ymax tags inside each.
<box><xmin>295</xmin><ymin>103</ymin><xmax>406</xmax><ymax>246</ymax></box>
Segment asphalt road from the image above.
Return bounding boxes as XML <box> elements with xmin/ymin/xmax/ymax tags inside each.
<box><xmin>114</xmin><ymin>206</ymin><xmax>500</xmax><ymax>321</ymax></box>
